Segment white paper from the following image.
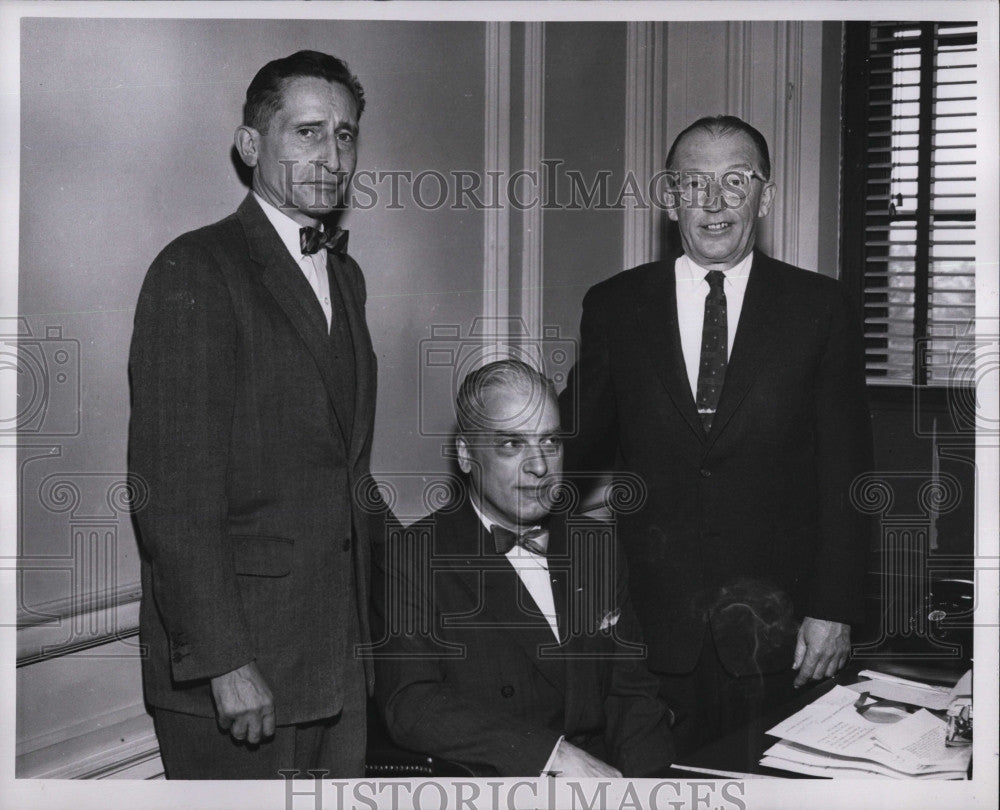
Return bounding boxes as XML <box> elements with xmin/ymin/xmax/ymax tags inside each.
<box><xmin>759</xmin><ymin>755</ymin><xmax>966</xmax><ymax>780</ymax></box>
<box><xmin>762</xmin><ymin>740</ymin><xmax>968</xmax><ymax>780</ymax></box>
<box><xmin>845</xmin><ymin>679</ymin><xmax>954</xmax><ymax>711</ymax></box>
<box><xmin>765</xmin><ymin>685</ymin><xmax>973</xmax><ymax>776</ymax></box>
<box><xmin>849</xmin><ymin>668</ymin><xmax>971</xmax><ymax>711</ymax></box>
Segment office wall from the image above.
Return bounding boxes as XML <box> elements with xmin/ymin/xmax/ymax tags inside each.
<box><xmin>14</xmin><ymin>18</ymin><xmax>841</xmax><ymax>778</ymax></box>
<box><xmin>542</xmin><ymin>20</ymin><xmax>837</xmax><ymax>351</ymax></box>
<box><xmin>16</xmin><ymin>16</ymin><xmax>487</xmax><ymax>778</ymax></box>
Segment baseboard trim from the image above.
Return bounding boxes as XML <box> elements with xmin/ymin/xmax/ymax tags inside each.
<box><xmin>17</xmin><ymin>703</ymin><xmax>163</xmax><ymax>780</ymax></box>
<box><xmin>17</xmin><ymin>595</ymin><xmax>142</xmax><ymax>667</ymax></box>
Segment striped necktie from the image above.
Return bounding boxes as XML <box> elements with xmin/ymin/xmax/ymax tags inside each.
<box><xmin>299</xmin><ymin>226</ymin><xmax>349</xmax><ymax>257</ymax></box>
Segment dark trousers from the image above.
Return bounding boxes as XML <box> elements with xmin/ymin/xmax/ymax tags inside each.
<box><xmin>656</xmin><ymin>628</ymin><xmax>798</xmax><ymax>759</ymax></box>
<box><xmin>153</xmin><ymin>664</ymin><xmax>367</xmax><ymax>780</ymax></box>
<box><xmin>154</xmin><ymin>577</ymin><xmax>368</xmax><ymax>782</ymax></box>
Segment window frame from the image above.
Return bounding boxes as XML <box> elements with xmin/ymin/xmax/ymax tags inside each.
<box><xmin>841</xmin><ymin>21</ymin><xmax>977</xmax><ymax>393</ymax></box>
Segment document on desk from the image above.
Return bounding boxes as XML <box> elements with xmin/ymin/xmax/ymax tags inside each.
<box><xmin>762</xmin><ymin>685</ymin><xmax>971</xmax><ymax>778</ymax></box>
<box><xmin>846</xmin><ymin>669</ymin><xmax>960</xmax><ymax>711</ymax></box>
<box><xmin>761</xmin><ymin>740</ymin><xmax>965</xmax><ymax>779</ymax></box>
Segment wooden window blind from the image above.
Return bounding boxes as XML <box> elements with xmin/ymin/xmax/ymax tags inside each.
<box><xmin>842</xmin><ymin>22</ymin><xmax>977</xmax><ymax>386</ymax></box>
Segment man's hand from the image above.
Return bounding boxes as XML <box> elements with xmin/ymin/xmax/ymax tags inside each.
<box><xmin>793</xmin><ymin>616</ymin><xmax>851</xmax><ymax>688</ymax></box>
<box><xmin>547</xmin><ymin>740</ymin><xmax>622</xmax><ymax>778</ymax></box>
<box><xmin>210</xmin><ymin>661</ymin><xmax>276</xmax><ymax>744</ymax></box>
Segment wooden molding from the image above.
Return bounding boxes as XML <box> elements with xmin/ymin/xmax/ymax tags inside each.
<box><xmin>17</xmin><ymin>702</ymin><xmax>163</xmax><ymax>779</ymax></box>
<box><xmin>17</xmin><ymin>580</ymin><xmax>141</xmax><ymax>667</ymax></box>
<box><xmin>726</xmin><ymin>21</ymin><xmax>753</xmax><ymax>121</ymax></box>
<box><xmin>520</xmin><ymin>21</ymin><xmax>545</xmax><ymax>340</ymax></box>
<box><xmin>484</xmin><ymin>21</ymin><xmax>512</xmax><ymax>345</ymax></box>
<box><xmin>780</xmin><ymin>21</ymin><xmax>805</xmax><ymax>268</ymax></box>
<box><xmin>17</xmin><ymin>579</ymin><xmax>140</xmax><ymax>628</ymax></box>
<box><xmin>624</xmin><ymin>21</ymin><xmax>663</xmax><ymax>269</ymax></box>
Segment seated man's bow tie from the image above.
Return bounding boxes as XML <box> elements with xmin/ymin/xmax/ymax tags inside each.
<box><xmin>491</xmin><ymin>524</ymin><xmax>548</xmax><ymax>556</ymax></box>
<box><xmin>299</xmin><ymin>226</ymin><xmax>349</xmax><ymax>257</ymax></box>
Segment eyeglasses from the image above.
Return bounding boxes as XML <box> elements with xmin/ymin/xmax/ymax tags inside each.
<box><xmin>670</xmin><ymin>169</ymin><xmax>768</xmax><ymax>208</ymax></box>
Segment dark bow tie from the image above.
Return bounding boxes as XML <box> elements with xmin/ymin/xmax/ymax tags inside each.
<box><xmin>491</xmin><ymin>524</ymin><xmax>548</xmax><ymax>556</ymax></box>
<box><xmin>299</xmin><ymin>226</ymin><xmax>349</xmax><ymax>257</ymax></box>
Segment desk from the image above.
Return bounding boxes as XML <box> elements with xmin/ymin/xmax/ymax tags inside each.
<box><xmin>664</xmin><ymin>659</ymin><xmax>968</xmax><ymax>779</ymax></box>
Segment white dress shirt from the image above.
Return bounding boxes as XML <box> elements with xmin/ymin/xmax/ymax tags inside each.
<box><xmin>468</xmin><ymin>500</ymin><xmax>560</xmax><ymax>641</ymax></box>
<box><xmin>469</xmin><ymin>498</ymin><xmax>564</xmax><ymax>773</ymax></box>
<box><xmin>253</xmin><ymin>192</ymin><xmax>333</xmax><ymax>330</ymax></box>
<box><xmin>674</xmin><ymin>252</ymin><xmax>754</xmax><ymax>399</ymax></box>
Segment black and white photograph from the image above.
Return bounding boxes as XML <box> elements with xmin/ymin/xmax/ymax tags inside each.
<box><xmin>1</xmin><ymin>1</ymin><xmax>997</xmax><ymax>809</ymax></box>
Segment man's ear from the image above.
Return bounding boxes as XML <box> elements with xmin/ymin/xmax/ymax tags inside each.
<box><xmin>665</xmin><ymin>186</ymin><xmax>680</xmax><ymax>222</ymax></box>
<box><xmin>757</xmin><ymin>180</ymin><xmax>776</xmax><ymax>219</ymax></box>
<box><xmin>662</xmin><ymin>169</ymin><xmax>681</xmax><ymax>222</ymax></box>
<box><xmin>234</xmin><ymin>126</ymin><xmax>260</xmax><ymax>168</ymax></box>
<box><xmin>455</xmin><ymin>435</ymin><xmax>472</xmax><ymax>474</ymax></box>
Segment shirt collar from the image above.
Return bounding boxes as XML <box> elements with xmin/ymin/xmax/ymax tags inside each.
<box><xmin>468</xmin><ymin>494</ymin><xmax>546</xmax><ymax>549</ymax></box>
<box><xmin>676</xmin><ymin>250</ymin><xmax>754</xmax><ymax>286</ymax></box>
<box><xmin>253</xmin><ymin>192</ymin><xmax>321</xmax><ymax>261</ymax></box>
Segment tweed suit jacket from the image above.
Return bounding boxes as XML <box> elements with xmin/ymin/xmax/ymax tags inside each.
<box><xmin>129</xmin><ymin>193</ymin><xmax>378</xmax><ymax>724</ymax></box>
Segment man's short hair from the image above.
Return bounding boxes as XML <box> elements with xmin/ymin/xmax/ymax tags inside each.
<box><xmin>665</xmin><ymin>115</ymin><xmax>772</xmax><ymax>180</ymax></box>
<box><xmin>243</xmin><ymin>50</ymin><xmax>366</xmax><ymax>132</ymax></box>
<box><xmin>455</xmin><ymin>359</ymin><xmax>557</xmax><ymax>435</ymax></box>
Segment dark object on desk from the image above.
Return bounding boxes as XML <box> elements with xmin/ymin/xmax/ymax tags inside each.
<box><xmin>857</xmin><ymin>574</ymin><xmax>973</xmax><ymax>671</ymax></box>
<box><xmin>918</xmin><ymin>577</ymin><xmax>974</xmax><ymax>655</ymax></box>
<box><xmin>946</xmin><ymin>701</ymin><xmax>972</xmax><ymax>747</ymax></box>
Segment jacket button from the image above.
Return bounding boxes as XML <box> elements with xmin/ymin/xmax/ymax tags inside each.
<box><xmin>501</xmin><ymin>684</ymin><xmax>514</xmax><ymax>698</ymax></box>
<box><xmin>700</xmin><ymin>468</ymin><xmax>712</xmax><ymax>478</ymax></box>
<box><xmin>342</xmin><ymin>536</ymin><xmax>352</xmax><ymax>552</ymax></box>
<box><xmin>172</xmin><ymin>651</ymin><xmax>184</xmax><ymax>663</ymax></box>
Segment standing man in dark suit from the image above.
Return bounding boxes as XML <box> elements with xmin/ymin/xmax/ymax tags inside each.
<box><xmin>129</xmin><ymin>51</ymin><xmax>380</xmax><ymax>779</ymax></box>
<box><xmin>372</xmin><ymin>360</ymin><xmax>674</xmax><ymax>777</ymax></box>
<box><xmin>560</xmin><ymin>116</ymin><xmax>873</xmax><ymax>753</ymax></box>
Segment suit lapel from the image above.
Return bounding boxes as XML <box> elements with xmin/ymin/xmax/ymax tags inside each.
<box><xmin>547</xmin><ymin>512</ymin><xmax>569</xmax><ymax>644</ymax></box>
<box><xmin>237</xmin><ymin>195</ymin><xmax>352</xmax><ymax>450</ymax></box>
<box><xmin>634</xmin><ymin>259</ymin><xmax>705</xmax><ymax>443</ymax></box>
<box><xmin>708</xmin><ymin>251</ymin><xmax>785</xmax><ymax>444</ymax></box>
<box><xmin>441</xmin><ymin>501</ymin><xmax>565</xmax><ymax>692</ymax></box>
<box><xmin>329</xmin><ymin>254</ymin><xmax>375</xmax><ymax>467</ymax></box>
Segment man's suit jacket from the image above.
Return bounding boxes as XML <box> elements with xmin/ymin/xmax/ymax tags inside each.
<box><xmin>560</xmin><ymin>250</ymin><xmax>874</xmax><ymax>677</ymax></box>
<box><xmin>370</xmin><ymin>496</ymin><xmax>675</xmax><ymax>777</ymax></box>
<box><xmin>129</xmin><ymin>193</ymin><xmax>378</xmax><ymax>724</ymax></box>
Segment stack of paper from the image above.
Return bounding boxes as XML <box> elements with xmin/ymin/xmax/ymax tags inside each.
<box><xmin>760</xmin><ymin>685</ymin><xmax>972</xmax><ymax>779</ymax></box>
<box><xmin>846</xmin><ymin>670</ymin><xmax>962</xmax><ymax>711</ymax></box>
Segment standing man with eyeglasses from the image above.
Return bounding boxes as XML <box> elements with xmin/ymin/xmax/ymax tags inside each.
<box><xmin>129</xmin><ymin>51</ymin><xmax>385</xmax><ymax>778</ymax></box>
<box><xmin>560</xmin><ymin>115</ymin><xmax>873</xmax><ymax>754</ymax></box>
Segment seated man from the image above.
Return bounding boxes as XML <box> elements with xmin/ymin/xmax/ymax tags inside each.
<box><xmin>371</xmin><ymin>360</ymin><xmax>674</xmax><ymax>777</ymax></box>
